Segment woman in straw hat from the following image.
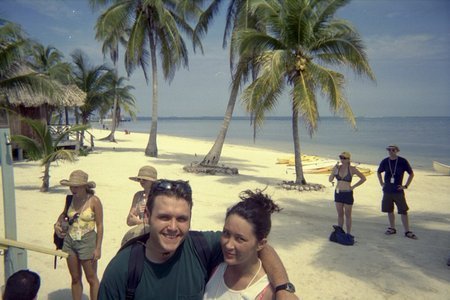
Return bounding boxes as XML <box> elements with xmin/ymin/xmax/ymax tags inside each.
<box><xmin>54</xmin><ymin>170</ymin><xmax>103</xmax><ymax>300</ymax></box>
<box><xmin>329</xmin><ymin>152</ymin><xmax>366</xmax><ymax>237</ymax></box>
<box><xmin>120</xmin><ymin>166</ymin><xmax>158</xmax><ymax>246</ymax></box>
<box><xmin>126</xmin><ymin>165</ymin><xmax>157</xmax><ymax>226</ymax></box>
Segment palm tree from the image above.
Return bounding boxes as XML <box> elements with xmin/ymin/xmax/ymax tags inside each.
<box><xmin>91</xmin><ymin>0</ymin><xmax>204</xmax><ymax>157</ymax></box>
<box><xmin>98</xmin><ymin>72</ymin><xmax>137</xmax><ymax>140</ymax></box>
<box><xmin>70</xmin><ymin>49</ymin><xmax>112</xmax><ymax>125</ymax></box>
<box><xmin>11</xmin><ymin>117</ymin><xmax>88</xmax><ymax>192</ymax></box>
<box><xmin>0</xmin><ymin>19</ymin><xmax>58</xmax><ymax>105</ymax></box>
<box><xmin>27</xmin><ymin>42</ymin><xmax>74</xmax><ymax>123</ymax></box>
<box><xmin>93</xmin><ymin>10</ymin><xmax>129</xmax><ymax>141</ymax></box>
<box><xmin>239</xmin><ymin>0</ymin><xmax>375</xmax><ymax>184</ymax></box>
<box><xmin>193</xmin><ymin>0</ymin><xmax>263</xmax><ymax>169</ymax></box>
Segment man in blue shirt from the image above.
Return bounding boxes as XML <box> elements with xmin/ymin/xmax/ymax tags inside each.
<box><xmin>377</xmin><ymin>145</ymin><xmax>417</xmax><ymax>239</ymax></box>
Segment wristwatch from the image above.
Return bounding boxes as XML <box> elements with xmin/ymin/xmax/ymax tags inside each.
<box><xmin>275</xmin><ymin>282</ymin><xmax>296</xmax><ymax>293</ymax></box>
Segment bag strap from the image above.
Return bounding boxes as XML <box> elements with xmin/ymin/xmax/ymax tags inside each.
<box><xmin>63</xmin><ymin>195</ymin><xmax>73</xmax><ymax>216</ymax></box>
<box><xmin>124</xmin><ymin>231</ymin><xmax>212</xmax><ymax>300</ymax></box>
<box><xmin>125</xmin><ymin>241</ymin><xmax>146</xmax><ymax>300</ymax></box>
<box><xmin>54</xmin><ymin>195</ymin><xmax>73</xmax><ymax>269</ymax></box>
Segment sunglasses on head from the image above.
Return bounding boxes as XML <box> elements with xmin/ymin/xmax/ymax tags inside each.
<box><xmin>68</xmin><ymin>213</ymin><xmax>80</xmax><ymax>225</ymax></box>
<box><xmin>153</xmin><ymin>180</ymin><xmax>192</xmax><ymax>195</ymax></box>
<box><xmin>339</xmin><ymin>156</ymin><xmax>348</xmax><ymax>159</ymax></box>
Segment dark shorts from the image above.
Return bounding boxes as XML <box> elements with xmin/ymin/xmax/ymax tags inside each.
<box><xmin>382</xmin><ymin>192</ymin><xmax>409</xmax><ymax>215</ymax></box>
<box><xmin>62</xmin><ymin>230</ymin><xmax>96</xmax><ymax>260</ymax></box>
<box><xmin>334</xmin><ymin>190</ymin><xmax>354</xmax><ymax>205</ymax></box>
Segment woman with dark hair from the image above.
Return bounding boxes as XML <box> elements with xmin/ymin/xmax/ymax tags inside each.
<box><xmin>203</xmin><ymin>189</ymin><xmax>284</xmax><ymax>300</ymax></box>
<box><xmin>54</xmin><ymin>170</ymin><xmax>103</xmax><ymax>300</ymax></box>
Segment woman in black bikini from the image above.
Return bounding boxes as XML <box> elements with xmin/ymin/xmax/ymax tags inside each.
<box><xmin>329</xmin><ymin>152</ymin><xmax>366</xmax><ymax>236</ymax></box>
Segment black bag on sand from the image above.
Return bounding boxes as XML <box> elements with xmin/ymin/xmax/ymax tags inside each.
<box><xmin>53</xmin><ymin>195</ymin><xmax>73</xmax><ymax>269</ymax></box>
<box><xmin>329</xmin><ymin>225</ymin><xmax>355</xmax><ymax>246</ymax></box>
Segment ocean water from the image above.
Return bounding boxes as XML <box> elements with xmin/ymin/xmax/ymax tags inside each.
<box><xmin>97</xmin><ymin>116</ymin><xmax>450</xmax><ymax>170</ymax></box>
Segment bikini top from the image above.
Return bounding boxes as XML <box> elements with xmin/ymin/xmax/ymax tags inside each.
<box><xmin>335</xmin><ymin>165</ymin><xmax>352</xmax><ymax>182</ymax></box>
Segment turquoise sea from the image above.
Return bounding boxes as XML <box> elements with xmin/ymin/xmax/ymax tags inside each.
<box><xmin>96</xmin><ymin>116</ymin><xmax>450</xmax><ymax>170</ymax></box>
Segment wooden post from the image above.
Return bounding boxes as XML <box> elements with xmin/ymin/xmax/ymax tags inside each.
<box><xmin>1</xmin><ymin>109</ymin><xmax>28</xmax><ymax>281</ymax></box>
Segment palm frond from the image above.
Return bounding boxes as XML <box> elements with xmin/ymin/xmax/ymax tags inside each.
<box><xmin>10</xmin><ymin>135</ymin><xmax>42</xmax><ymax>160</ymax></box>
<box><xmin>42</xmin><ymin>149</ymin><xmax>77</xmax><ymax>166</ymax></box>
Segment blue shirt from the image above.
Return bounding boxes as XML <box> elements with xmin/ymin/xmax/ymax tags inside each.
<box><xmin>378</xmin><ymin>156</ymin><xmax>413</xmax><ymax>193</ymax></box>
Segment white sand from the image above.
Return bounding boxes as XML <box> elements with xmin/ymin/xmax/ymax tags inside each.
<box><xmin>1</xmin><ymin>129</ymin><xmax>449</xmax><ymax>299</ymax></box>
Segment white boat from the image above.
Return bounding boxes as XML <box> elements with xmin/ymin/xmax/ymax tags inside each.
<box><xmin>433</xmin><ymin>161</ymin><xmax>450</xmax><ymax>175</ymax></box>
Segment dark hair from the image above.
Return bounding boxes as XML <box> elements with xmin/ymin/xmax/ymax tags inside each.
<box><xmin>86</xmin><ymin>187</ymin><xmax>95</xmax><ymax>195</ymax></box>
<box><xmin>226</xmin><ymin>189</ymin><xmax>281</xmax><ymax>241</ymax></box>
<box><xmin>3</xmin><ymin>269</ymin><xmax>40</xmax><ymax>300</ymax></box>
<box><xmin>146</xmin><ymin>179</ymin><xmax>193</xmax><ymax>213</ymax></box>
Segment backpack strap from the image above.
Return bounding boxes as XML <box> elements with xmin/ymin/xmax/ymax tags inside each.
<box><xmin>123</xmin><ymin>231</ymin><xmax>212</xmax><ymax>300</ymax></box>
<box><xmin>125</xmin><ymin>241</ymin><xmax>146</xmax><ymax>300</ymax></box>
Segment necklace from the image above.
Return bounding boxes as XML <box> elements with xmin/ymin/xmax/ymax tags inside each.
<box><xmin>388</xmin><ymin>158</ymin><xmax>398</xmax><ymax>183</ymax></box>
<box><xmin>244</xmin><ymin>259</ymin><xmax>262</xmax><ymax>289</ymax></box>
<box><xmin>212</xmin><ymin>259</ymin><xmax>262</xmax><ymax>299</ymax></box>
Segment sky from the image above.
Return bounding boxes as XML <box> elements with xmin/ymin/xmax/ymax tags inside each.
<box><xmin>1</xmin><ymin>0</ymin><xmax>449</xmax><ymax>118</ymax></box>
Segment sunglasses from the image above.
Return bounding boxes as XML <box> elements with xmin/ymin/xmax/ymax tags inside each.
<box><xmin>153</xmin><ymin>180</ymin><xmax>192</xmax><ymax>195</ymax></box>
<box><xmin>68</xmin><ymin>213</ymin><xmax>80</xmax><ymax>225</ymax></box>
<box><xmin>339</xmin><ymin>156</ymin><xmax>348</xmax><ymax>159</ymax></box>
<box><xmin>386</xmin><ymin>148</ymin><xmax>397</xmax><ymax>152</ymax></box>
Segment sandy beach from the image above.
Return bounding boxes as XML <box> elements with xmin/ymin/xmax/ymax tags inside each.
<box><xmin>1</xmin><ymin>128</ymin><xmax>449</xmax><ymax>299</ymax></box>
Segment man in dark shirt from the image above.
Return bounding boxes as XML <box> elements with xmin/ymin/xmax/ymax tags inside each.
<box><xmin>99</xmin><ymin>179</ymin><xmax>298</xmax><ymax>299</ymax></box>
<box><xmin>377</xmin><ymin>145</ymin><xmax>417</xmax><ymax>239</ymax></box>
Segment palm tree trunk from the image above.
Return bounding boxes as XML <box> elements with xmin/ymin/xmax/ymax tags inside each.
<box><xmin>200</xmin><ymin>85</ymin><xmax>239</xmax><ymax>166</ymax></box>
<box><xmin>108</xmin><ymin>68</ymin><xmax>119</xmax><ymax>142</ymax></box>
<box><xmin>40</xmin><ymin>161</ymin><xmax>51</xmax><ymax>192</ymax></box>
<box><xmin>292</xmin><ymin>105</ymin><xmax>306</xmax><ymax>184</ymax></box>
<box><xmin>145</xmin><ymin>26</ymin><xmax>158</xmax><ymax>157</ymax></box>
<box><xmin>102</xmin><ymin>94</ymin><xmax>118</xmax><ymax>142</ymax></box>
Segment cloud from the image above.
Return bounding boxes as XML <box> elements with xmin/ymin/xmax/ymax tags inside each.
<box><xmin>14</xmin><ymin>0</ymin><xmax>80</xmax><ymax>19</ymax></box>
<box><xmin>366</xmin><ymin>33</ymin><xmax>450</xmax><ymax>61</ymax></box>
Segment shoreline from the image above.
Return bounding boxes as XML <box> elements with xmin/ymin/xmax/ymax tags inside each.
<box><xmin>92</xmin><ymin>117</ymin><xmax>450</xmax><ymax>171</ymax></box>
<box><xmin>1</xmin><ymin>129</ymin><xmax>449</xmax><ymax>299</ymax></box>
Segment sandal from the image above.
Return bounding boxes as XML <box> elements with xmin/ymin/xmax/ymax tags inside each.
<box><xmin>385</xmin><ymin>227</ymin><xmax>396</xmax><ymax>235</ymax></box>
<box><xmin>405</xmin><ymin>231</ymin><xmax>418</xmax><ymax>240</ymax></box>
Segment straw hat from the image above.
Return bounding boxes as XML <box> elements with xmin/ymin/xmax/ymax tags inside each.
<box><xmin>340</xmin><ymin>151</ymin><xmax>351</xmax><ymax>159</ymax></box>
<box><xmin>129</xmin><ymin>166</ymin><xmax>157</xmax><ymax>182</ymax></box>
<box><xmin>60</xmin><ymin>170</ymin><xmax>96</xmax><ymax>188</ymax></box>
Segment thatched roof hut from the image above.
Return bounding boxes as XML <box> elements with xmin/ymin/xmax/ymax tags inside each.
<box><xmin>5</xmin><ymin>83</ymin><xmax>85</xmax><ymax>107</ymax></box>
<box><xmin>4</xmin><ymin>82</ymin><xmax>86</xmax><ymax>156</ymax></box>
